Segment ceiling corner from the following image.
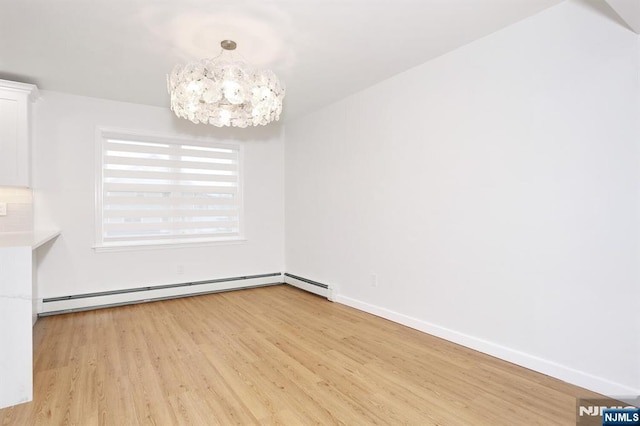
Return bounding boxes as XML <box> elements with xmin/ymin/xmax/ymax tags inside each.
<box><xmin>605</xmin><ymin>0</ymin><xmax>640</xmax><ymax>34</ymax></box>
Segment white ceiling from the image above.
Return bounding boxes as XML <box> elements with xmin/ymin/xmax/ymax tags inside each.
<box><xmin>0</xmin><ymin>0</ymin><xmax>565</xmax><ymax>121</ymax></box>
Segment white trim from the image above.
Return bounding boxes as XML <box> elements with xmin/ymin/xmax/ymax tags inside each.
<box><xmin>94</xmin><ymin>126</ymin><xmax>104</xmax><ymax>248</ymax></box>
<box><xmin>0</xmin><ymin>79</ymin><xmax>39</xmax><ymax>101</ymax></box>
<box><xmin>236</xmin><ymin>139</ymin><xmax>246</xmax><ymax>241</ymax></box>
<box><xmin>93</xmin><ymin>238</ymin><xmax>247</xmax><ymax>252</ymax></box>
<box><xmin>334</xmin><ymin>293</ymin><xmax>640</xmax><ymax>398</ymax></box>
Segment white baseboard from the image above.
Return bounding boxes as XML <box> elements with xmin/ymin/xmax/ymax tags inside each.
<box><xmin>335</xmin><ymin>293</ymin><xmax>640</xmax><ymax>398</ymax></box>
<box><xmin>284</xmin><ymin>273</ymin><xmax>330</xmax><ymax>298</ymax></box>
<box><xmin>40</xmin><ymin>273</ymin><xmax>283</xmax><ymax>315</ymax></box>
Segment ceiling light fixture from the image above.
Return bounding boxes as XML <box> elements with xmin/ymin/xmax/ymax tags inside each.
<box><xmin>167</xmin><ymin>40</ymin><xmax>285</xmax><ymax>127</ymax></box>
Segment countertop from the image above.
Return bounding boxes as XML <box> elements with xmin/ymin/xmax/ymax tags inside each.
<box><xmin>0</xmin><ymin>230</ymin><xmax>61</xmax><ymax>249</ymax></box>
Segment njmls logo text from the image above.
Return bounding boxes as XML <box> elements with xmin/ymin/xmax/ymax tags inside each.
<box><xmin>579</xmin><ymin>406</ymin><xmax>638</xmax><ymax>417</ymax></box>
<box><xmin>602</xmin><ymin>408</ymin><xmax>640</xmax><ymax>426</ymax></box>
<box><xmin>577</xmin><ymin>397</ymin><xmax>640</xmax><ymax>426</ymax></box>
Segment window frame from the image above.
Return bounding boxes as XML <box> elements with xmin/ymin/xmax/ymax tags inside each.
<box><xmin>94</xmin><ymin>127</ymin><xmax>245</xmax><ymax>252</ymax></box>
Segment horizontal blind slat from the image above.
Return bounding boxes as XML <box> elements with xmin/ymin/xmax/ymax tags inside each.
<box><xmin>104</xmin><ymin>156</ymin><xmax>238</xmax><ymax>171</ymax></box>
<box><xmin>103</xmin><ymin>169</ymin><xmax>238</xmax><ymax>183</ymax></box>
<box><xmin>104</xmin><ymin>209</ymin><xmax>239</xmax><ymax>219</ymax></box>
<box><xmin>103</xmin><ymin>220</ymin><xmax>238</xmax><ymax>232</ymax></box>
<box><xmin>105</xmin><ymin>140</ymin><xmax>239</xmax><ymax>160</ymax></box>
<box><xmin>102</xmin><ymin>232</ymin><xmax>240</xmax><ymax>244</ymax></box>
<box><xmin>103</xmin><ymin>183</ymin><xmax>238</xmax><ymax>194</ymax></box>
<box><xmin>103</xmin><ymin>196</ymin><xmax>239</xmax><ymax>207</ymax></box>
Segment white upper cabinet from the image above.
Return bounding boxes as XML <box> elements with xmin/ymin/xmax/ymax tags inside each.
<box><xmin>0</xmin><ymin>80</ymin><xmax>39</xmax><ymax>187</ymax></box>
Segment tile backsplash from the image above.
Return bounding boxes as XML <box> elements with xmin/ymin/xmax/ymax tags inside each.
<box><xmin>0</xmin><ymin>187</ymin><xmax>33</xmax><ymax>233</ymax></box>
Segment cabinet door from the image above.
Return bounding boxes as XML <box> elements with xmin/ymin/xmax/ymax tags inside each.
<box><xmin>0</xmin><ymin>91</ymin><xmax>29</xmax><ymax>186</ymax></box>
<box><xmin>0</xmin><ymin>246</ymin><xmax>33</xmax><ymax>408</ymax></box>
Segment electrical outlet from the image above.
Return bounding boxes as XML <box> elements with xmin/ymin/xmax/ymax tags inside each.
<box><xmin>0</xmin><ymin>202</ymin><xmax>7</xmax><ymax>216</ymax></box>
<box><xmin>371</xmin><ymin>273</ymin><xmax>378</xmax><ymax>288</ymax></box>
<box><xmin>177</xmin><ymin>265</ymin><xmax>184</xmax><ymax>275</ymax></box>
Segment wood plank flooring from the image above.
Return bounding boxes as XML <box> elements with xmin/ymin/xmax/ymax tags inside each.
<box><xmin>0</xmin><ymin>284</ymin><xmax>601</xmax><ymax>425</ymax></box>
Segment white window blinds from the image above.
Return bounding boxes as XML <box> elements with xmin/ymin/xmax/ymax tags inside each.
<box><xmin>97</xmin><ymin>130</ymin><xmax>242</xmax><ymax>248</ymax></box>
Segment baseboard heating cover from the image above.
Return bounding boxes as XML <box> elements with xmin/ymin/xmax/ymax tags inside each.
<box><xmin>40</xmin><ymin>273</ymin><xmax>283</xmax><ymax>316</ymax></box>
<box><xmin>284</xmin><ymin>273</ymin><xmax>332</xmax><ymax>300</ymax></box>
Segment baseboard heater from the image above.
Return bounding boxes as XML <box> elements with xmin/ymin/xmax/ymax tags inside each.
<box><xmin>284</xmin><ymin>273</ymin><xmax>332</xmax><ymax>300</ymax></box>
<box><xmin>40</xmin><ymin>272</ymin><xmax>283</xmax><ymax>316</ymax></box>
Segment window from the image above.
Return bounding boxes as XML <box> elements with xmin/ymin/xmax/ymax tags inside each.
<box><xmin>95</xmin><ymin>129</ymin><xmax>243</xmax><ymax>249</ymax></box>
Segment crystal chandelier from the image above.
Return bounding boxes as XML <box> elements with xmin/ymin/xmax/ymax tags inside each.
<box><xmin>167</xmin><ymin>40</ymin><xmax>285</xmax><ymax>127</ymax></box>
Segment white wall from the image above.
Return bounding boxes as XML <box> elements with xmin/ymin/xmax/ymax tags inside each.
<box><xmin>285</xmin><ymin>0</ymin><xmax>640</xmax><ymax>396</ymax></box>
<box><xmin>33</xmin><ymin>91</ymin><xmax>284</xmax><ymax>300</ymax></box>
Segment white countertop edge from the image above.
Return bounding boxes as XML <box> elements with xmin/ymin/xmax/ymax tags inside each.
<box><xmin>32</xmin><ymin>230</ymin><xmax>61</xmax><ymax>249</ymax></box>
<box><xmin>0</xmin><ymin>230</ymin><xmax>61</xmax><ymax>249</ymax></box>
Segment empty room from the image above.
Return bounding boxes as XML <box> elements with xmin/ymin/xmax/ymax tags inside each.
<box><xmin>1</xmin><ymin>0</ymin><xmax>639</xmax><ymax>424</ymax></box>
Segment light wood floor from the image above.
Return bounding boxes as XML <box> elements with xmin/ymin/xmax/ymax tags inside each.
<box><xmin>1</xmin><ymin>284</ymin><xmax>600</xmax><ymax>425</ymax></box>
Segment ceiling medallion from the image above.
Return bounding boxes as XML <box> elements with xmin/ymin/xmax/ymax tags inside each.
<box><xmin>167</xmin><ymin>40</ymin><xmax>285</xmax><ymax>127</ymax></box>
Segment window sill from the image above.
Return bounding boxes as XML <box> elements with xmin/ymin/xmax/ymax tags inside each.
<box><xmin>93</xmin><ymin>238</ymin><xmax>247</xmax><ymax>252</ymax></box>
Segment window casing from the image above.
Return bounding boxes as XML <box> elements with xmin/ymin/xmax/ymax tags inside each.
<box><xmin>95</xmin><ymin>128</ymin><xmax>243</xmax><ymax>249</ymax></box>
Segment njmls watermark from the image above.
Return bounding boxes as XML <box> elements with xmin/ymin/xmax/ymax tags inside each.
<box><xmin>577</xmin><ymin>397</ymin><xmax>640</xmax><ymax>426</ymax></box>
